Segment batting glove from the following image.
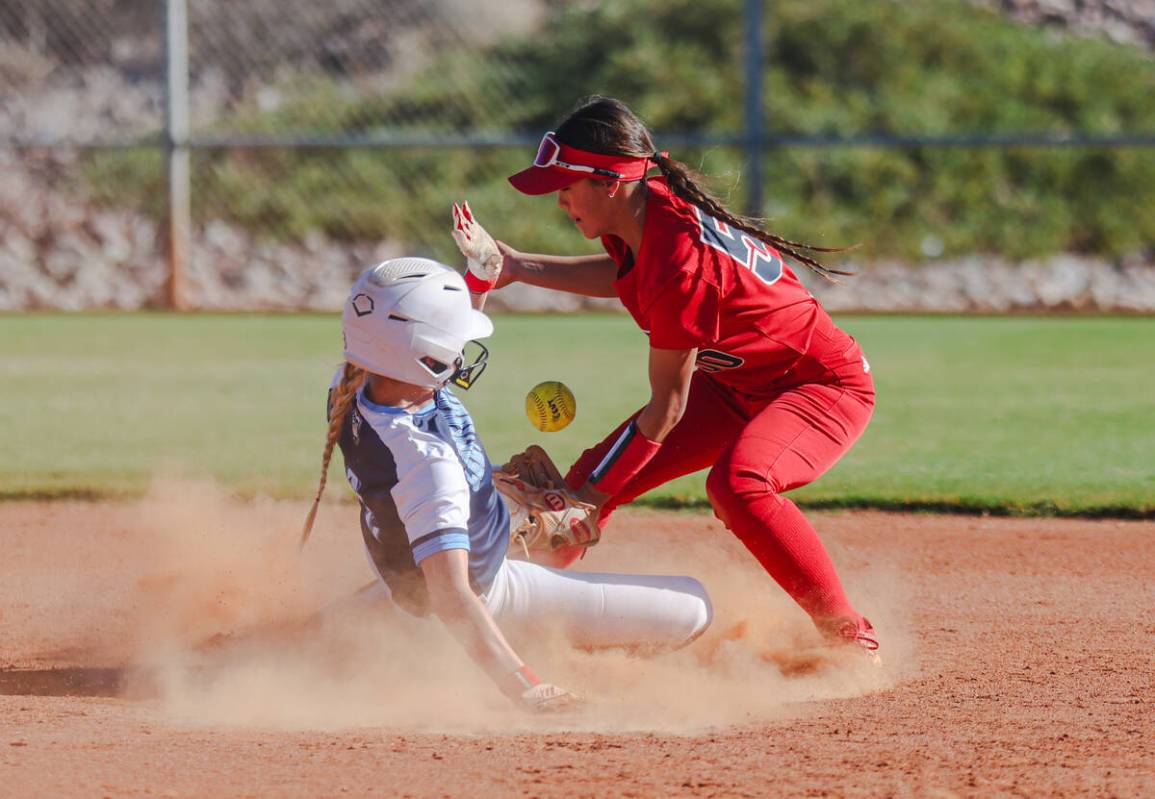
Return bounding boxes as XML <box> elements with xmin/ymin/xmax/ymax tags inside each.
<box><xmin>452</xmin><ymin>201</ymin><xmax>503</xmax><ymax>293</ymax></box>
<box><xmin>520</xmin><ymin>683</ymin><xmax>584</xmax><ymax>713</ymax></box>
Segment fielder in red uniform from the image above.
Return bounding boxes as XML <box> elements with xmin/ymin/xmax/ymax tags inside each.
<box><xmin>464</xmin><ymin>96</ymin><xmax>878</xmax><ymax>656</ymax></box>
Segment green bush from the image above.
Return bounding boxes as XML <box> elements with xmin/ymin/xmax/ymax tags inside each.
<box><xmin>83</xmin><ymin>0</ymin><xmax>1155</xmax><ymax>262</ymax></box>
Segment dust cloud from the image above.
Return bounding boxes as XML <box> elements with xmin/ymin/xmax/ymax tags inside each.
<box><xmin>10</xmin><ymin>478</ymin><xmax>914</xmax><ymax>734</ymax></box>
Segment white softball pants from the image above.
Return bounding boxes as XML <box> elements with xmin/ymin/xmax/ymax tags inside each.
<box><xmin>481</xmin><ymin>558</ymin><xmax>712</xmax><ymax>652</ymax></box>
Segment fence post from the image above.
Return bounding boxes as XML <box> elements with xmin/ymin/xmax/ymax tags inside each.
<box><xmin>163</xmin><ymin>0</ymin><xmax>191</xmax><ymax>310</ymax></box>
<box><xmin>742</xmin><ymin>0</ymin><xmax>765</xmax><ymax>218</ymax></box>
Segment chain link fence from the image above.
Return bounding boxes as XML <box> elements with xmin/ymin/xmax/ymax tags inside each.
<box><xmin>3</xmin><ymin>0</ymin><xmax>1155</xmax><ymax>311</ymax></box>
<box><xmin>1</xmin><ymin>0</ymin><xmax>572</xmax><ymax>310</ymax></box>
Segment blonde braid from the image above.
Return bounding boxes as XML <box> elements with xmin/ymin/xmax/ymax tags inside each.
<box><xmin>300</xmin><ymin>362</ymin><xmax>368</xmax><ymax>548</ymax></box>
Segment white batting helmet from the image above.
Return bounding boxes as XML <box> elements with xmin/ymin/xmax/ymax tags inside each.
<box><xmin>342</xmin><ymin>257</ymin><xmax>494</xmax><ymax>388</ymax></box>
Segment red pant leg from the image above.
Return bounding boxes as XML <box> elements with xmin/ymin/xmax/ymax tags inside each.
<box><xmin>705</xmin><ymin>374</ymin><xmax>874</xmax><ymax>628</ymax></box>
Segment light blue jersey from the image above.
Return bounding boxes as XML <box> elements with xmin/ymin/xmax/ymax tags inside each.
<box><xmin>332</xmin><ymin>371</ymin><xmax>509</xmax><ymax>615</ymax></box>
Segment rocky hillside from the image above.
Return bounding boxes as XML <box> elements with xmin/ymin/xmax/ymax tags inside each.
<box><xmin>991</xmin><ymin>0</ymin><xmax>1155</xmax><ymax>49</ymax></box>
<box><xmin>2</xmin><ymin>0</ymin><xmax>1153</xmax><ymax>311</ymax></box>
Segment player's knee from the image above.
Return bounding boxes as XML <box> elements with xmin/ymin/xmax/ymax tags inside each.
<box><xmin>706</xmin><ymin>453</ymin><xmax>782</xmax><ymax>506</ymax></box>
<box><xmin>704</xmin><ymin>462</ymin><xmax>731</xmax><ymax>505</ymax></box>
<box><xmin>669</xmin><ymin>575</ymin><xmax>713</xmax><ymax>647</ymax></box>
<box><xmin>705</xmin><ymin>463</ymin><xmax>755</xmax><ymax>513</ymax></box>
<box><xmin>687</xmin><ymin>579</ymin><xmax>714</xmax><ymax>643</ymax></box>
<box><xmin>705</xmin><ymin>467</ymin><xmax>733</xmax><ymax>528</ymax></box>
<box><xmin>706</xmin><ymin>461</ymin><xmax>788</xmax><ymax>535</ymax></box>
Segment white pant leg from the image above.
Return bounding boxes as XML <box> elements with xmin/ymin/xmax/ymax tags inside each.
<box><xmin>482</xmin><ymin>558</ymin><xmax>712</xmax><ymax>651</ymax></box>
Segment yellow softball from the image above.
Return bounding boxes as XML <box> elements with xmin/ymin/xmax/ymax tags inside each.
<box><xmin>525</xmin><ymin>381</ymin><xmax>577</xmax><ymax>433</ymax></box>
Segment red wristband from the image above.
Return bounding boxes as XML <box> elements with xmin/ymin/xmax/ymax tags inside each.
<box><xmin>500</xmin><ymin>665</ymin><xmax>540</xmax><ymax>700</ymax></box>
<box><xmin>464</xmin><ymin>270</ymin><xmax>494</xmax><ymax>294</ymax></box>
<box><xmin>586</xmin><ymin>421</ymin><xmax>662</xmax><ymax>498</ymax></box>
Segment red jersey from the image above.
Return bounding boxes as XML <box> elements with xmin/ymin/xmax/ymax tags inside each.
<box><xmin>601</xmin><ymin>178</ymin><xmax>861</xmax><ymax>399</ymax></box>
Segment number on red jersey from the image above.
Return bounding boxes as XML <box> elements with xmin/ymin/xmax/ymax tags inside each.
<box><xmin>695</xmin><ymin>349</ymin><xmax>744</xmax><ymax>373</ymax></box>
<box><xmin>695</xmin><ymin>207</ymin><xmax>784</xmax><ymax>286</ymax></box>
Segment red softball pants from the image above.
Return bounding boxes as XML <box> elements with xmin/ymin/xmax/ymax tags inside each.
<box><xmin>564</xmin><ymin>331</ymin><xmax>875</xmax><ymax>631</ymax></box>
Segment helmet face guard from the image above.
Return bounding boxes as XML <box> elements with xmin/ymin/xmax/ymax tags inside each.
<box><xmin>450</xmin><ymin>340</ymin><xmax>489</xmax><ymax>390</ymax></box>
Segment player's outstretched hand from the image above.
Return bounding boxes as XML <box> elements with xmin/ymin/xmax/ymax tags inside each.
<box><xmin>451</xmin><ymin>201</ymin><xmax>503</xmax><ymax>289</ymax></box>
<box><xmin>519</xmin><ymin>683</ymin><xmax>584</xmax><ymax>713</ymax></box>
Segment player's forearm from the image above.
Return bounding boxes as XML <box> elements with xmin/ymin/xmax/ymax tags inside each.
<box><xmin>429</xmin><ymin>585</ymin><xmax>524</xmax><ymax>684</ymax></box>
<box><xmin>635</xmin><ymin>347</ymin><xmax>696</xmax><ymax>441</ymax></box>
<box><xmin>634</xmin><ymin>397</ymin><xmax>687</xmax><ymax>442</ymax></box>
<box><xmin>429</xmin><ymin>586</ymin><xmax>571</xmax><ymax>709</ymax></box>
<box><xmin>581</xmin><ymin>352</ymin><xmax>693</xmax><ymax>503</ymax></box>
<box><xmin>509</xmin><ymin>252</ymin><xmax>619</xmax><ymax>297</ymax></box>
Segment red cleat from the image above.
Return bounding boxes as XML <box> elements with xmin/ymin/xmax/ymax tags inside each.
<box><xmin>824</xmin><ymin>616</ymin><xmax>882</xmax><ymax>666</ymax></box>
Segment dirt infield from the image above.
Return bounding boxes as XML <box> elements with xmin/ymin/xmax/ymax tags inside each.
<box><xmin>2</xmin><ymin>485</ymin><xmax>1152</xmax><ymax>798</ymax></box>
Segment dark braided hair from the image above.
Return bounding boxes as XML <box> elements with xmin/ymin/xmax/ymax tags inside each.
<box><xmin>554</xmin><ymin>96</ymin><xmax>852</xmax><ymax>281</ymax></box>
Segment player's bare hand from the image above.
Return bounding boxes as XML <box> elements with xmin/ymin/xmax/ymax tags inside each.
<box><xmin>519</xmin><ymin>683</ymin><xmax>584</xmax><ymax>713</ymax></box>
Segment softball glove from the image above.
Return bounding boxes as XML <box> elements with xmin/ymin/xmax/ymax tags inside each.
<box><xmin>494</xmin><ymin>446</ymin><xmax>600</xmax><ymax>557</ymax></box>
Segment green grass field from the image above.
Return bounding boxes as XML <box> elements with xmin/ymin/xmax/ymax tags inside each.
<box><xmin>2</xmin><ymin>313</ymin><xmax>1152</xmax><ymax>517</ymax></box>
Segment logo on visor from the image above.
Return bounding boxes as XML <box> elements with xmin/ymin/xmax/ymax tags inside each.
<box><xmin>351</xmin><ymin>293</ymin><xmax>375</xmax><ymax>317</ymax></box>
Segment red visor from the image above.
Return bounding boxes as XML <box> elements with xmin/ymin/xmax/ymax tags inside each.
<box><xmin>509</xmin><ymin>132</ymin><xmax>661</xmax><ymax>195</ymax></box>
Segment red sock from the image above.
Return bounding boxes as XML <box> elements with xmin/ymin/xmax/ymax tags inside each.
<box><xmin>710</xmin><ymin>486</ymin><xmax>859</xmax><ymax>625</ymax></box>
